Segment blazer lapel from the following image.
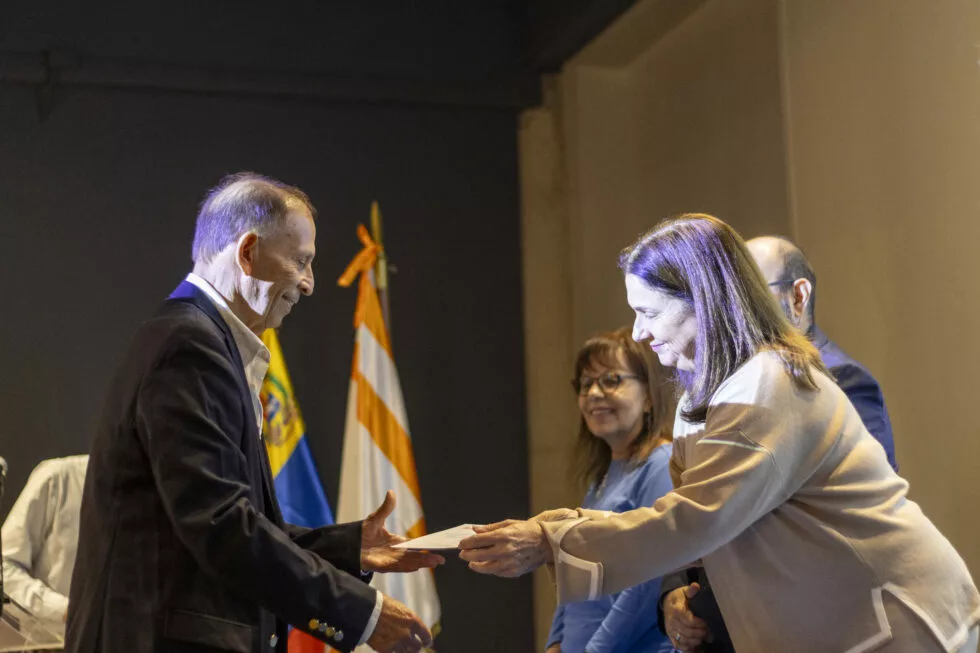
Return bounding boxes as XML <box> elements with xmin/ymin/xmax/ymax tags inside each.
<box><xmin>168</xmin><ymin>281</ymin><xmax>251</xmax><ymax>398</ymax></box>
<box><xmin>168</xmin><ymin>280</ymin><xmax>283</xmax><ymax>523</ymax></box>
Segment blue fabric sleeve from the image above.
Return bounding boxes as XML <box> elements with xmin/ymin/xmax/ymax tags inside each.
<box><xmin>547</xmin><ymin>604</ymin><xmax>566</xmax><ymax>649</ymax></box>
<box><xmin>586</xmin><ymin>450</ymin><xmax>675</xmax><ymax>653</ymax></box>
<box><xmin>832</xmin><ymin>363</ymin><xmax>898</xmax><ymax>471</ymax></box>
<box><xmin>586</xmin><ymin>577</ymin><xmax>666</xmax><ymax>653</ymax></box>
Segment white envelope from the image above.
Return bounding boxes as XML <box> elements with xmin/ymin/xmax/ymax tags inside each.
<box><xmin>391</xmin><ymin>524</ymin><xmax>481</xmax><ymax>550</ymax></box>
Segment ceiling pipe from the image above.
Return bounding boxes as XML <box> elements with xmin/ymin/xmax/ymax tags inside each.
<box><xmin>0</xmin><ymin>50</ymin><xmax>540</xmax><ymax>110</ymax></box>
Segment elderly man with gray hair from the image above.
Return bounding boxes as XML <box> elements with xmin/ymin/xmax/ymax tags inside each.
<box><xmin>66</xmin><ymin>173</ymin><xmax>442</xmax><ymax>653</ymax></box>
<box><xmin>660</xmin><ymin>234</ymin><xmax>898</xmax><ymax>652</ymax></box>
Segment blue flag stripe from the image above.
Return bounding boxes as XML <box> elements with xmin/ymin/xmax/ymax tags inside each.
<box><xmin>273</xmin><ymin>437</ymin><xmax>335</xmax><ymax>529</ymax></box>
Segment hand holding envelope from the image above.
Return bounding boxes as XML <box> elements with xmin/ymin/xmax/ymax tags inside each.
<box><xmin>392</xmin><ymin>524</ymin><xmax>480</xmax><ymax>550</ymax></box>
<box><xmin>458</xmin><ymin>519</ymin><xmax>555</xmax><ymax>577</ymax></box>
<box><xmin>394</xmin><ymin>508</ymin><xmax>582</xmax><ymax>577</ymax></box>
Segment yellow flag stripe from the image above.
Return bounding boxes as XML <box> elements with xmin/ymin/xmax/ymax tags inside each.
<box><xmin>261</xmin><ymin>329</ymin><xmax>305</xmax><ymax>477</ymax></box>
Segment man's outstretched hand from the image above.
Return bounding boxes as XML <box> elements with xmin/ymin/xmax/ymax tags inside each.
<box><xmin>361</xmin><ymin>490</ymin><xmax>445</xmax><ymax>573</ymax></box>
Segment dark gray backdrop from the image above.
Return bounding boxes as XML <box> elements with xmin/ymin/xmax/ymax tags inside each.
<box><xmin>0</xmin><ymin>2</ymin><xmax>639</xmax><ymax>650</ymax></box>
<box><xmin>0</xmin><ymin>83</ymin><xmax>532</xmax><ymax>651</ymax></box>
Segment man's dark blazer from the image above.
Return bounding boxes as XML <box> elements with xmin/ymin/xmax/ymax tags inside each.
<box><xmin>811</xmin><ymin>327</ymin><xmax>897</xmax><ymax>470</ymax></box>
<box><xmin>66</xmin><ymin>281</ymin><xmax>377</xmax><ymax>653</ymax></box>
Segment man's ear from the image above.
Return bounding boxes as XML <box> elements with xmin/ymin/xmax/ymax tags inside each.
<box><xmin>237</xmin><ymin>232</ymin><xmax>259</xmax><ymax>276</ymax></box>
<box><xmin>792</xmin><ymin>278</ymin><xmax>812</xmax><ymax>317</ymax></box>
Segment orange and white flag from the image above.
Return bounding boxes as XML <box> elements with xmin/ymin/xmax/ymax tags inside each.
<box><xmin>336</xmin><ymin>223</ymin><xmax>441</xmax><ymax>649</ymax></box>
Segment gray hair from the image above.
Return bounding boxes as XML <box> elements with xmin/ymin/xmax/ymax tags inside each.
<box><xmin>191</xmin><ymin>172</ymin><xmax>316</xmax><ymax>264</ymax></box>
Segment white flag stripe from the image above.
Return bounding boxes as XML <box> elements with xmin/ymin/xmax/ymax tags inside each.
<box><xmin>336</xmin><ymin>379</ymin><xmax>366</xmax><ymax>524</ymax></box>
<box><xmin>357</xmin><ymin>324</ymin><xmax>410</xmax><ymax>434</ymax></box>
<box><xmin>360</xmin><ymin>422</ymin><xmax>424</xmax><ymax>534</ymax></box>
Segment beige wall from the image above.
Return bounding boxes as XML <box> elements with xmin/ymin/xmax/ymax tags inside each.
<box><xmin>629</xmin><ymin>0</ymin><xmax>791</xmax><ymax>235</ymax></box>
<box><xmin>782</xmin><ymin>0</ymin><xmax>980</xmax><ymax>570</ymax></box>
<box><xmin>520</xmin><ymin>0</ymin><xmax>980</xmax><ymax>648</ymax></box>
<box><xmin>519</xmin><ymin>77</ymin><xmax>583</xmax><ymax>643</ymax></box>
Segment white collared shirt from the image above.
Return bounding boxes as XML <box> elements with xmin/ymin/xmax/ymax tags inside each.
<box><xmin>185</xmin><ymin>274</ymin><xmax>270</xmax><ymax>434</ymax></box>
<box><xmin>183</xmin><ymin>274</ymin><xmax>382</xmax><ymax>644</ymax></box>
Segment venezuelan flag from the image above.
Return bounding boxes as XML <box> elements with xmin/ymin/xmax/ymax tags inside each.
<box><xmin>261</xmin><ymin>329</ymin><xmax>336</xmax><ymax>653</ymax></box>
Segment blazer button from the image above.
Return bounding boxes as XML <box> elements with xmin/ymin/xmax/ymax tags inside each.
<box><xmin>269</xmin><ymin>634</ymin><xmax>279</xmax><ymax>648</ymax></box>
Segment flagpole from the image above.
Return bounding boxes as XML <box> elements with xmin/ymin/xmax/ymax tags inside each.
<box><xmin>370</xmin><ymin>201</ymin><xmax>392</xmax><ymax>337</ymax></box>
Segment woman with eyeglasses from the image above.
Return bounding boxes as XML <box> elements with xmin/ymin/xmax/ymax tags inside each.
<box><xmin>546</xmin><ymin>328</ymin><xmax>676</xmax><ymax>653</ymax></box>
<box><xmin>461</xmin><ymin>214</ymin><xmax>979</xmax><ymax>653</ymax></box>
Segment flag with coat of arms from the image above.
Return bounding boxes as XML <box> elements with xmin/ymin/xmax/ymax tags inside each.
<box><xmin>261</xmin><ymin>328</ymin><xmax>340</xmax><ymax>653</ymax></box>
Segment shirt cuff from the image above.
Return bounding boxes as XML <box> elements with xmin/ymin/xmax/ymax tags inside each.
<box><xmin>357</xmin><ymin>590</ymin><xmax>384</xmax><ymax>646</ymax></box>
<box><xmin>541</xmin><ymin>517</ymin><xmax>604</xmax><ymax>603</ymax></box>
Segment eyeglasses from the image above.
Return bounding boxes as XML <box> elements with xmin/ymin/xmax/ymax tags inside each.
<box><xmin>572</xmin><ymin>372</ymin><xmax>640</xmax><ymax>396</ymax></box>
<box><xmin>767</xmin><ymin>279</ymin><xmax>796</xmax><ymax>288</ymax></box>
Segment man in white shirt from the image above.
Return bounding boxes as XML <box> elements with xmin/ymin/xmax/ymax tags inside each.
<box><xmin>2</xmin><ymin>454</ymin><xmax>89</xmax><ymax>631</ymax></box>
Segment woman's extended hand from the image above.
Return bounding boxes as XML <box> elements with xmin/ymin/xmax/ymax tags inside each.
<box><xmin>458</xmin><ymin>519</ymin><xmax>553</xmax><ymax>577</ymax></box>
<box><xmin>530</xmin><ymin>508</ymin><xmax>579</xmax><ymax>523</ymax></box>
